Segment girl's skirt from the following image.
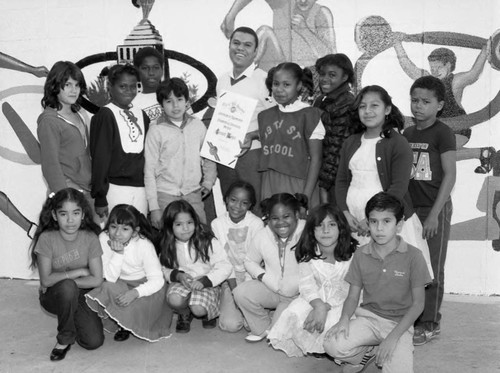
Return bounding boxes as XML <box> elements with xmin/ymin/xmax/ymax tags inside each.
<box><xmin>167</xmin><ymin>283</ymin><xmax>222</xmax><ymax>320</ymax></box>
<box><xmin>85</xmin><ymin>278</ymin><xmax>172</xmax><ymax>342</ymax></box>
<box><xmin>261</xmin><ymin>170</ymin><xmax>320</xmax><ymax>209</ymax></box>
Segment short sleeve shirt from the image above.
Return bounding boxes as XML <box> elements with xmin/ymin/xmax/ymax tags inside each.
<box><xmin>34</xmin><ymin>230</ymin><xmax>102</xmax><ymax>272</ymax></box>
<box><xmin>403</xmin><ymin>120</ymin><xmax>456</xmax><ymax>207</ymax></box>
<box><xmin>345</xmin><ymin>238</ymin><xmax>432</xmax><ymax>321</ymax></box>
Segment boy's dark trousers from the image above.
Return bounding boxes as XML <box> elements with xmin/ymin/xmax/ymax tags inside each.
<box><xmin>40</xmin><ymin>278</ymin><xmax>104</xmax><ymax>348</ymax></box>
<box><xmin>414</xmin><ymin>198</ymin><xmax>453</xmax><ymax>327</ymax></box>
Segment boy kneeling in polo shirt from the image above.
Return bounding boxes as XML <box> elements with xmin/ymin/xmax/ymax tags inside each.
<box><xmin>324</xmin><ymin>192</ymin><xmax>431</xmax><ymax>373</ymax></box>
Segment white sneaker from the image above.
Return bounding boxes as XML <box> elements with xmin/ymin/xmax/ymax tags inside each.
<box><xmin>245</xmin><ymin>331</ymin><xmax>268</xmax><ymax>343</ymax></box>
<box><xmin>342</xmin><ymin>346</ymin><xmax>376</xmax><ymax>373</ymax></box>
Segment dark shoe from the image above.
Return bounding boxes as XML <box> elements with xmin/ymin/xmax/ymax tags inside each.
<box><xmin>176</xmin><ymin>312</ymin><xmax>193</xmax><ymax>333</ymax></box>
<box><xmin>308</xmin><ymin>352</ymin><xmax>327</xmax><ymax>359</ymax></box>
<box><xmin>202</xmin><ymin>317</ymin><xmax>217</xmax><ymax>329</ymax></box>
<box><xmin>413</xmin><ymin>323</ymin><xmax>441</xmax><ymax>346</ymax></box>
<box><xmin>50</xmin><ymin>344</ymin><xmax>71</xmax><ymax>361</ymax></box>
<box><xmin>114</xmin><ymin>328</ymin><xmax>131</xmax><ymax>342</ymax></box>
<box><xmin>475</xmin><ymin>147</ymin><xmax>496</xmax><ymax>174</ymax></box>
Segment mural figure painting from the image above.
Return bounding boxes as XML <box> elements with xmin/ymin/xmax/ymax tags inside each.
<box><xmin>221</xmin><ymin>0</ymin><xmax>336</xmax><ymax>70</ymax></box>
<box><xmin>353</xmin><ymin>15</ymin><xmax>500</xmax><ymax>248</ymax></box>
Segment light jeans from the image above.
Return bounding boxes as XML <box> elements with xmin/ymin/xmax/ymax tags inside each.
<box><xmin>324</xmin><ymin>307</ymin><xmax>414</xmax><ymax>373</ymax></box>
<box><xmin>233</xmin><ymin>280</ymin><xmax>296</xmax><ymax>336</ymax></box>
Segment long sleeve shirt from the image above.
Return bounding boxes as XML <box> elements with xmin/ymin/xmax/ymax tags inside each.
<box><xmin>335</xmin><ymin>130</ymin><xmax>415</xmax><ymax>219</ymax></box>
<box><xmin>37</xmin><ymin>107</ymin><xmax>92</xmax><ymax>192</ymax></box>
<box><xmin>90</xmin><ymin>104</ymin><xmax>150</xmax><ymax>207</ymax></box>
<box><xmin>244</xmin><ymin>220</ymin><xmax>305</xmax><ymax>297</ymax></box>
<box><xmin>211</xmin><ymin>211</ymin><xmax>264</xmax><ymax>282</ymax></box>
<box><xmin>99</xmin><ymin>232</ymin><xmax>164</xmax><ymax>298</ymax></box>
<box><xmin>163</xmin><ymin>238</ymin><xmax>232</xmax><ymax>288</ymax></box>
<box><xmin>144</xmin><ymin>114</ymin><xmax>216</xmax><ymax>211</ymax></box>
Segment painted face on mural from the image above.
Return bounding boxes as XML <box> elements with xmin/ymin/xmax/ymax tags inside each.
<box><xmin>109</xmin><ymin>73</ymin><xmax>138</xmax><ymax>109</ymax></box>
<box><xmin>272</xmin><ymin>69</ymin><xmax>302</xmax><ymax>106</ymax></box>
<box><xmin>318</xmin><ymin>64</ymin><xmax>348</xmax><ymax>94</ymax></box>
<box><xmin>295</xmin><ymin>0</ymin><xmax>317</xmax><ymax>12</ymax></box>
<box><xmin>429</xmin><ymin>60</ymin><xmax>451</xmax><ymax>80</ymax></box>
<box><xmin>358</xmin><ymin>91</ymin><xmax>391</xmax><ymax>135</ymax></box>
<box><xmin>57</xmin><ymin>77</ymin><xmax>81</xmax><ymax>108</ymax></box>
<box><xmin>229</xmin><ymin>31</ymin><xmax>258</xmax><ymax>72</ymax></box>
<box><xmin>161</xmin><ymin>92</ymin><xmax>187</xmax><ymax>122</ymax></box>
<box><xmin>410</xmin><ymin>88</ymin><xmax>444</xmax><ymax>127</ymax></box>
<box><xmin>138</xmin><ymin>56</ymin><xmax>163</xmax><ymax>93</ymax></box>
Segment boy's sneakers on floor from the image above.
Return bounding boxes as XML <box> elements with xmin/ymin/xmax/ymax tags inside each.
<box><xmin>413</xmin><ymin>323</ymin><xmax>441</xmax><ymax>345</ymax></box>
<box><xmin>202</xmin><ymin>317</ymin><xmax>217</xmax><ymax>329</ymax></box>
<box><xmin>176</xmin><ymin>312</ymin><xmax>194</xmax><ymax>333</ymax></box>
<box><xmin>341</xmin><ymin>346</ymin><xmax>377</xmax><ymax>373</ymax></box>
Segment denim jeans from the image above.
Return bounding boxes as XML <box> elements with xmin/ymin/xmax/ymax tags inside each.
<box><xmin>40</xmin><ymin>279</ymin><xmax>104</xmax><ymax>349</ymax></box>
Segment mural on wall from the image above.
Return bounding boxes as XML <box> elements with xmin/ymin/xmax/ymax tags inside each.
<box><xmin>351</xmin><ymin>15</ymin><xmax>500</xmax><ymax>249</ymax></box>
<box><xmin>76</xmin><ymin>0</ymin><xmax>217</xmax><ymax>115</ymax></box>
<box><xmin>0</xmin><ymin>52</ymin><xmax>46</xmax><ymax>240</ymax></box>
<box><xmin>0</xmin><ymin>0</ymin><xmax>499</xmax><ymax>286</ymax></box>
<box><xmin>0</xmin><ymin>0</ymin><xmax>218</xmax><ymax>261</ymax></box>
<box><xmin>221</xmin><ymin>0</ymin><xmax>336</xmax><ymax>70</ymax></box>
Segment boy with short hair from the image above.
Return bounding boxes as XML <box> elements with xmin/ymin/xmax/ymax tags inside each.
<box><xmin>144</xmin><ymin>78</ymin><xmax>216</xmax><ymax>227</ymax></box>
<box><xmin>324</xmin><ymin>192</ymin><xmax>431</xmax><ymax>373</ymax></box>
<box><xmin>403</xmin><ymin>75</ymin><xmax>457</xmax><ymax>345</ymax></box>
<box><xmin>133</xmin><ymin>47</ymin><xmax>165</xmax><ymax>125</ymax></box>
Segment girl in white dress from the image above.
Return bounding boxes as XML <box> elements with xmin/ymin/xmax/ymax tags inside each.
<box><xmin>268</xmin><ymin>204</ymin><xmax>357</xmax><ymax>357</ymax></box>
<box><xmin>335</xmin><ymin>85</ymin><xmax>432</xmax><ymax>274</ymax></box>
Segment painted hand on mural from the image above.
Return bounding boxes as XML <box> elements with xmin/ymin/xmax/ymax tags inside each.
<box><xmin>0</xmin><ymin>52</ymin><xmax>49</xmax><ymax>78</ymax></box>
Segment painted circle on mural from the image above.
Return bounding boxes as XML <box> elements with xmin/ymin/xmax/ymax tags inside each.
<box><xmin>75</xmin><ymin>50</ymin><xmax>216</xmax><ymax>115</ymax></box>
<box><xmin>355</xmin><ymin>15</ymin><xmax>394</xmax><ymax>56</ymax></box>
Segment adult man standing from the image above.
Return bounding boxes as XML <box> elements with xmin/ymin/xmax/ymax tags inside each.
<box><xmin>216</xmin><ymin>26</ymin><xmax>271</xmax><ymax>209</ymax></box>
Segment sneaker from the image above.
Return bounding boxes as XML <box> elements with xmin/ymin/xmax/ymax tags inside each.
<box><xmin>176</xmin><ymin>312</ymin><xmax>194</xmax><ymax>333</ymax></box>
<box><xmin>475</xmin><ymin>147</ymin><xmax>496</xmax><ymax>174</ymax></box>
<box><xmin>413</xmin><ymin>323</ymin><xmax>441</xmax><ymax>346</ymax></box>
<box><xmin>202</xmin><ymin>317</ymin><xmax>217</xmax><ymax>329</ymax></box>
<box><xmin>245</xmin><ymin>330</ymin><xmax>268</xmax><ymax>343</ymax></box>
<box><xmin>341</xmin><ymin>346</ymin><xmax>376</xmax><ymax>373</ymax></box>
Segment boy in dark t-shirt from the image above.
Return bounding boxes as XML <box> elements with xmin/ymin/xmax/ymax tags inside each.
<box><xmin>403</xmin><ymin>76</ymin><xmax>456</xmax><ymax>346</ymax></box>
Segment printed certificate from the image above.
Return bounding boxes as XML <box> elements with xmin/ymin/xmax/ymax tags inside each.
<box><xmin>201</xmin><ymin>91</ymin><xmax>258</xmax><ymax>169</ymax></box>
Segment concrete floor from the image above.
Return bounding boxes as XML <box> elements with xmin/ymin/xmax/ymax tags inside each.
<box><xmin>1</xmin><ymin>279</ymin><xmax>499</xmax><ymax>373</ymax></box>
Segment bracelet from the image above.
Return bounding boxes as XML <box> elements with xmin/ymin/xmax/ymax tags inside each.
<box><xmin>65</xmin><ymin>271</ymin><xmax>69</xmax><ymax>279</ymax></box>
